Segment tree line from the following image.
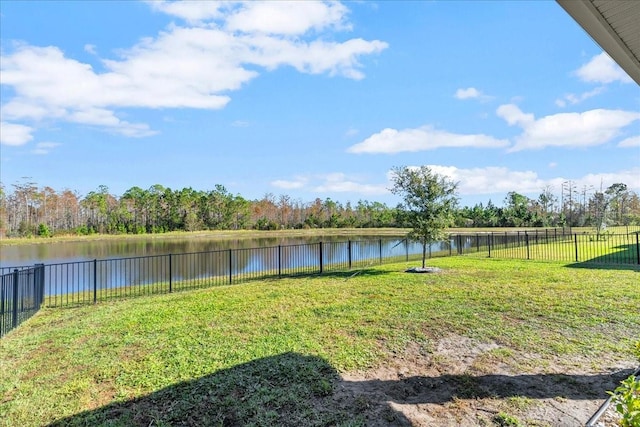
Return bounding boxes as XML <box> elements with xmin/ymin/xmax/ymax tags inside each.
<box><xmin>1</xmin><ymin>179</ymin><xmax>638</xmax><ymax>238</ymax></box>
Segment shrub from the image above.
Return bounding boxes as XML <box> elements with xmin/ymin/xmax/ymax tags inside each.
<box><xmin>37</xmin><ymin>223</ymin><xmax>51</xmax><ymax>237</ymax></box>
<box><xmin>607</xmin><ymin>341</ymin><xmax>640</xmax><ymax>427</ymax></box>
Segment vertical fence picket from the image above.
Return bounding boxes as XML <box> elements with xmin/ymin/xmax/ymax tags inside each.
<box><xmin>278</xmin><ymin>245</ymin><xmax>282</xmax><ymax>277</ymax></box>
<box><xmin>93</xmin><ymin>259</ymin><xmax>98</xmax><ymax>304</ymax></box>
<box><xmin>169</xmin><ymin>254</ymin><xmax>173</xmax><ymax>292</ymax></box>
<box><xmin>405</xmin><ymin>239</ymin><xmax>409</xmax><ymax>261</ymax></box>
<box><xmin>12</xmin><ymin>270</ymin><xmax>19</xmax><ymax>329</ymax></box>
<box><xmin>228</xmin><ymin>249</ymin><xmax>233</xmax><ymax>284</ymax></box>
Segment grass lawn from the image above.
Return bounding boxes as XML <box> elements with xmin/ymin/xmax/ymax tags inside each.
<box><xmin>1</xmin><ymin>256</ymin><xmax>639</xmax><ymax>426</ymax></box>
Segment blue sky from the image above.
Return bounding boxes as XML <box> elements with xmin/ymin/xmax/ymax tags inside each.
<box><xmin>1</xmin><ymin>0</ymin><xmax>639</xmax><ymax>207</ymax></box>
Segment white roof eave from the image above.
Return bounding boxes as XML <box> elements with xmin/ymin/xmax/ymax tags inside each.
<box><xmin>557</xmin><ymin>0</ymin><xmax>640</xmax><ymax>86</ymax></box>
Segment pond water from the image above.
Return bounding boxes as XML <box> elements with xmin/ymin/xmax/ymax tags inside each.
<box><xmin>0</xmin><ymin>233</ymin><xmax>411</xmax><ymax>268</ymax></box>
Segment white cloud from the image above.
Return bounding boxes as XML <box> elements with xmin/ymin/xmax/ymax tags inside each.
<box><xmin>84</xmin><ymin>44</ymin><xmax>97</xmax><ymax>55</ymax></box>
<box><xmin>225</xmin><ymin>1</ymin><xmax>350</xmax><ymax>35</ymax></box>
<box><xmin>147</xmin><ymin>1</ymin><xmax>228</xmax><ymax>24</ymax></box>
<box><xmin>423</xmin><ymin>165</ymin><xmax>546</xmax><ymax>195</ymax></box>
<box><xmin>454</xmin><ymin>87</ymin><xmax>481</xmax><ymax>99</ymax></box>
<box><xmin>231</xmin><ymin>120</ymin><xmax>250</xmax><ymax>127</ymax></box>
<box><xmin>579</xmin><ymin>168</ymin><xmax>640</xmax><ymax>192</ymax></box>
<box><xmin>454</xmin><ymin>87</ymin><xmax>492</xmax><ymax>102</ymax></box>
<box><xmin>618</xmin><ymin>135</ymin><xmax>640</xmax><ymax>148</ymax></box>
<box><xmin>239</xmin><ymin>35</ymin><xmax>387</xmax><ymax>80</ymax></box>
<box><xmin>313</xmin><ymin>173</ymin><xmax>388</xmax><ymax>195</ymax></box>
<box><xmin>272</xmin><ymin>165</ymin><xmax>640</xmax><ymax>201</ymax></box>
<box><xmin>0</xmin><ymin>1</ymin><xmax>387</xmax><ymax>140</ymax></box>
<box><xmin>31</xmin><ymin>141</ymin><xmax>61</xmax><ymax>155</ymax></box>
<box><xmin>401</xmin><ymin>164</ymin><xmax>640</xmax><ymax>197</ymax></box>
<box><xmin>555</xmin><ymin>86</ymin><xmax>605</xmax><ymax>107</ymax></box>
<box><xmin>271</xmin><ymin>173</ymin><xmax>389</xmax><ymax>195</ymax></box>
<box><xmin>575</xmin><ymin>52</ymin><xmax>633</xmax><ymax>84</ymax></box>
<box><xmin>67</xmin><ymin>108</ymin><xmax>157</xmax><ymax>137</ymax></box>
<box><xmin>271</xmin><ymin>177</ymin><xmax>307</xmax><ymax>190</ymax></box>
<box><xmin>496</xmin><ymin>104</ymin><xmax>640</xmax><ymax>151</ymax></box>
<box><xmin>347</xmin><ymin>126</ymin><xmax>509</xmax><ymax>154</ymax></box>
<box><xmin>344</xmin><ymin>127</ymin><xmax>359</xmax><ymax>137</ymax></box>
<box><xmin>0</xmin><ymin>121</ymin><xmax>33</xmax><ymax>146</ymax></box>
<box><xmin>496</xmin><ymin>104</ymin><xmax>534</xmax><ymax>127</ymax></box>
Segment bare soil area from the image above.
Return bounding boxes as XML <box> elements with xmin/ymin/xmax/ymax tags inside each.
<box><xmin>333</xmin><ymin>334</ymin><xmax>635</xmax><ymax>427</ymax></box>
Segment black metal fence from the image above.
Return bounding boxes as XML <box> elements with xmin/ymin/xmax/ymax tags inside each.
<box><xmin>0</xmin><ymin>238</ymin><xmax>433</xmax><ymax>311</ymax></box>
<box><xmin>1</xmin><ymin>264</ymin><xmax>45</xmax><ymax>338</ymax></box>
<box><xmin>453</xmin><ymin>230</ymin><xmax>640</xmax><ymax>265</ymax></box>
<box><xmin>1</xmin><ymin>232</ymin><xmax>638</xmax><ymax>336</ymax></box>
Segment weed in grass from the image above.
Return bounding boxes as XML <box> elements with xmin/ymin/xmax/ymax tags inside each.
<box><xmin>608</xmin><ymin>375</ymin><xmax>640</xmax><ymax>427</ymax></box>
<box><xmin>454</xmin><ymin>374</ymin><xmax>486</xmax><ymax>399</ymax></box>
<box><xmin>505</xmin><ymin>396</ymin><xmax>535</xmax><ymax>411</ymax></box>
<box><xmin>493</xmin><ymin>411</ymin><xmax>523</xmax><ymax>427</ymax></box>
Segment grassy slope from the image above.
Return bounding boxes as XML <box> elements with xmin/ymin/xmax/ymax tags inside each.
<box><xmin>1</xmin><ymin>257</ymin><xmax>639</xmax><ymax>426</ymax></box>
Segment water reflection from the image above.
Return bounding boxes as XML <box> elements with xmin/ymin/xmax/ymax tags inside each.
<box><xmin>0</xmin><ymin>234</ymin><xmax>387</xmax><ymax>268</ymax></box>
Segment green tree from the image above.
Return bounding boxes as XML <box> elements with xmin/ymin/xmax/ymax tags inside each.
<box><xmin>606</xmin><ymin>183</ymin><xmax>630</xmax><ymax>225</ymax></box>
<box><xmin>390</xmin><ymin>166</ymin><xmax>459</xmax><ymax>268</ymax></box>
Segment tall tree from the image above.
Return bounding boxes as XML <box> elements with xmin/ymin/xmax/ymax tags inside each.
<box><xmin>390</xmin><ymin>166</ymin><xmax>458</xmax><ymax>268</ymax></box>
<box><xmin>605</xmin><ymin>183</ymin><xmax>629</xmax><ymax>225</ymax></box>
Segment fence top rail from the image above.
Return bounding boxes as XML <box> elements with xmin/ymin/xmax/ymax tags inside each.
<box><xmin>449</xmin><ymin>231</ymin><xmax>636</xmax><ymax>236</ymax></box>
<box><xmin>0</xmin><ymin>265</ymin><xmax>32</xmax><ymax>272</ymax></box>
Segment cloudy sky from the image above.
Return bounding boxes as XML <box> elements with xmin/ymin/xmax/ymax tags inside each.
<box><xmin>1</xmin><ymin>0</ymin><xmax>638</xmax><ymax>207</ymax></box>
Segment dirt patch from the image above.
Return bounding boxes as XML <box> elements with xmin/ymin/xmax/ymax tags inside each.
<box><xmin>334</xmin><ymin>334</ymin><xmax>635</xmax><ymax>426</ymax></box>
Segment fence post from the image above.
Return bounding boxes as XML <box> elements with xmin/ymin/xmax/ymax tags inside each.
<box><xmin>229</xmin><ymin>249</ymin><xmax>233</xmax><ymax>284</ymax></box>
<box><xmin>379</xmin><ymin>239</ymin><xmax>383</xmax><ymax>264</ymax></box>
<box><xmin>574</xmin><ymin>234</ymin><xmax>579</xmax><ymax>262</ymax></box>
<box><xmin>169</xmin><ymin>254</ymin><xmax>173</xmax><ymax>292</ymax></box>
<box><xmin>488</xmin><ymin>234</ymin><xmax>492</xmax><ymax>258</ymax></box>
<box><xmin>635</xmin><ymin>233</ymin><xmax>639</xmax><ymax>265</ymax></box>
<box><xmin>348</xmin><ymin>240</ymin><xmax>352</xmax><ymax>270</ymax></box>
<box><xmin>12</xmin><ymin>269</ymin><xmax>19</xmax><ymax>329</ymax></box>
<box><xmin>525</xmin><ymin>232</ymin><xmax>530</xmax><ymax>260</ymax></box>
<box><xmin>35</xmin><ymin>264</ymin><xmax>44</xmax><ymax>306</ymax></box>
<box><xmin>405</xmin><ymin>239</ymin><xmax>409</xmax><ymax>261</ymax></box>
<box><xmin>93</xmin><ymin>259</ymin><xmax>98</xmax><ymax>304</ymax></box>
<box><xmin>278</xmin><ymin>245</ymin><xmax>282</xmax><ymax>277</ymax></box>
<box><xmin>319</xmin><ymin>242</ymin><xmax>323</xmax><ymax>274</ymax></box>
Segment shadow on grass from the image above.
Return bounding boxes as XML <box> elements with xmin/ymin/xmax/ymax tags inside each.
<box><xmin>345</xmin><ymin>369</ymin><xmax>635</xmax><ymax>404</ymax></box>
<box><xmin>566</xmin><ymin>243</ymin><xmax>640</xmax><ymax>271</ymax></box>
<box><xmin>47</xmin><ymin>352</ymin><xmax>407</xmax><ymax>427</ymax></box>
<box><xmin>47</xmin><ymin>352</ymin><xmax>634</xmax><ymax>427</ymax></box>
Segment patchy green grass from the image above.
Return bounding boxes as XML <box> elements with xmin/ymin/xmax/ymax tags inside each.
<box><xmin>1</xmin><ymin>257</ymin><xmax>638</xmax><ymax>426</ymax></box>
